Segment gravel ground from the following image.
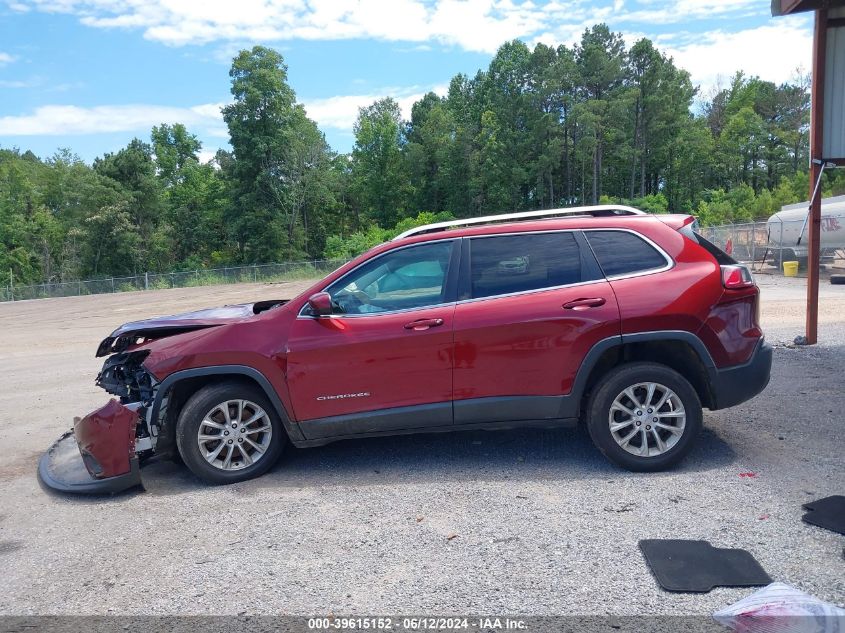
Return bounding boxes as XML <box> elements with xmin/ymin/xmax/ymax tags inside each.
<box><xmin>0</xmin><ymin>275</ymin><xmax>842</xmax><ymax>616</ymax></box>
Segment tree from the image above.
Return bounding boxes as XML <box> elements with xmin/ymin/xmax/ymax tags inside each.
<box><xmin>275</xmin><ymin>106</ymin><xmax>339</xmax><ymax>258</ymax></box>
<box><xmin>474</xmin><ymin>40</ymin><xmax>533</xmax><ymax>211</ymax></box>
<box><xmin>164</xmin><ymin>160</ymin><xmax>228</xmax><ymax>266</ymax></box>
<box><xmin>405</xmin><ymin>92</ymin><xmax>455</xmax><ymax>213</ymax></box>
<box><xmin>0</xmin><ymin>34</ymin><xmax>818</xmax><ymax>285</ymax></box>
<box><xmin>81</xmin><ymin>201</ymin><xmax>141</xmax><ymax>275</ymax></box>
<box><xmin>93</xmin><ymin>139</ymin><xmax>163</xmax><ymax>252</ymax></box>
<box><xmin>222</xmin><ymin>46</ymin><xmax>334</xmax><ymax>261</ymax></box>
<box><xmin>351</xmin><ymin>98</ymin><xmax>410</xmax><ymax>227</ymax></box>
<box><xmin>471</xmin><ymin>110</ymin><xmax>512</xmax><ymax>212</ymax></box>
<box><xmin>151</xmin><ymin>123</ymin><xmax>202</xmax><ymax>187</ymax></box>
<box><xmin>576</xmin><ymin>25</ymin><xmax>627</xmax><ymax>203</ymax></box>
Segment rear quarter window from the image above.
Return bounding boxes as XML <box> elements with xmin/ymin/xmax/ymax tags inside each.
<box><xmin>585</xmin><ymin>230</ymin><xmax>669</xmax><ymax>278</ymax></box>
<box><xmin>691</xmin><ymin>232</ymin><xmax>738</xmax><ymax>265</ymax></box>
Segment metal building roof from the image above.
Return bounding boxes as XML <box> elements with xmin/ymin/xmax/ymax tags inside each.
<box><xmin>771</xmin><ymin>0</ymin><xmax>845</xmax><ymax>16</ymax></box>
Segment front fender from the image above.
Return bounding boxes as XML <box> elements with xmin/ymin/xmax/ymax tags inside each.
<box><xmin>149</xmin><ymin>365</ymin><xmax>304</xmax><ymax>443</ymax></box>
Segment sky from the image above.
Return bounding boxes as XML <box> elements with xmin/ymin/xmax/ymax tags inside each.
<box><xmin>0</xmin><ymin>0</ymin><xmax>814</xmax><ymax>163</ymax></box>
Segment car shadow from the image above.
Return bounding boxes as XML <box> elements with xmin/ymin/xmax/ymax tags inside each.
<box><xmin>134</xmin><ymin>423</ymin><xmax>737</xmax><ymax>498</ymax></box>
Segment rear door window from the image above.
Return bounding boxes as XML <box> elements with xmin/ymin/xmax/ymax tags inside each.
<box><xmin>585</xmin><ymin>230</ymin><xmax>669</xmax><ymax>278</ymax></box>
<box><xmin>468</xmin><ymin>232</ymin><xmax>589</xmax><ymax>299</ymax></box>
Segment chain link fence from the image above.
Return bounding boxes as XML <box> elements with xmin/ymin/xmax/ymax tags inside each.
<box><xmin>697</xmin><ymin>221</ymin><xmax>777</xmax><ymax>265</ymax></box>
<box><xmin>697</xmin><ymin>218</ymin><xmax>845</xmax><ymax>271</ymax></box>
<box><xmin>1</xmin><ymin>259</ymin><xmax>348</xmax><ymax>303</ymax></box>
<box><xmin>4</xmin><ymin>220</ymin><xmax>844</xmax><ymax>302</ymax></box>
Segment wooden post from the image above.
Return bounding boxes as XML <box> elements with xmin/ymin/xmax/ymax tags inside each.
<box><xmin>806</xmin><ymin>8</ymin><xmax>828</xmax><ymax>345</ymax></box>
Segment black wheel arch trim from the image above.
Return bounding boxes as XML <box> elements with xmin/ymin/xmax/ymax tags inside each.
<box><xmin>150</xmin><ymin>365</ymin><xmax>304</xmax><ymax>442</ymax></box>
<box><xmin>567</xmin><ymin>330</ymin><xmax>719</xmax><ymax>417</ymax></box>
<box><xmin>620</xmin><ymin>331</ymin><xmax>716</xmax><ymax>368</ymax></box>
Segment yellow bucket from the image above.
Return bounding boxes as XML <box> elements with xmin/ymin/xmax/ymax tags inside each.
<box><xmin>783</xmin><ymin>261</ymin><xmax>799</xmax><ymax>277</ymax></box>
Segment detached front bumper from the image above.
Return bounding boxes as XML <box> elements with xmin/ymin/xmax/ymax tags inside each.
<box><xmin>38</xmin><ymin>400</ymin><xmax>144</xmax><ymax>495</ymax></box>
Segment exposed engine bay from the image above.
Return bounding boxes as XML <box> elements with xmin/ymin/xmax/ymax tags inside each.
<box><xmin>96</xmin><ymin>350</ymin><xmax>159</xmax><ymax>457</ymax></box>
<box><xmin>97</xmin><ymin>351</ymin><xmax>155</xmax><ymax>403</ymax></box>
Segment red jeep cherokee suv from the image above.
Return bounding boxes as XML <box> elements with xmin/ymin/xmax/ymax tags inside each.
<box><xmin>39</xmin><ymin>206</ymin><xmax>772</xmax><ymax>493</ymax></box>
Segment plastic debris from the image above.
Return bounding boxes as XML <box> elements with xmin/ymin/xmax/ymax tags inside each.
<box><xmin>714</xmin><ymin>582</ymin><xmax>845</xmax><ymax>633</ymax></box>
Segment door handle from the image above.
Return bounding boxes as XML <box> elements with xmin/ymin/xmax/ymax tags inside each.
<box><xmin>562</xmin><ymin>297</ymin><xmax>606</xmax><ymax>310</ymax></box>
<box><xmin>404</xmin><ymin>318</ymin><xmax>444</xmax><ymax>331</ymax></box>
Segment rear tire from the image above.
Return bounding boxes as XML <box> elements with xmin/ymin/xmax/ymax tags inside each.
<box><xmin>176</xmin><ymin>381</ymin><xmax>287</xmax><ymax>485</ymax></box>
<box><xmin>586</xmin><ymin>362</ymin><xmax>702</xmax><ymax>472</ymax></box>
<box><xmin>831</xmin><ymin>274</ymin><xmax>845</xmax><ymax>285</ymax></box>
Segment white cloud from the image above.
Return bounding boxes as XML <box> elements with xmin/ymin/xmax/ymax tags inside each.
<box><xmin>614</xmin><ymin>0</ymin><xmax>763</xmax><ymax>25</ymax></box>
<box><xmin>0</xmin><ymin>78</ymin><xmax>39</xmax><ymax>88</ymax></box>
<box><xmin>0</xmin><ymin>76</ymin><xmax>86</xmax><ymax>91</ymax></box>
<box><xmin>302</xmin><ymin>84</ymin><xmax>447</xmax><ymax>130</ymax></box>
<box><xmin>189</xmin><ymin>102</ymin><xmax>226</xmax><ymax>119</ymax></box>
<box><xmin>0</xmin><ymin>87</ymin><xmax>451</xmax><ymax>140</ymax></box>
<box><xmin>663</xmin><ymin>21</ymin><xmax>813</xmax><ymax>93</ymax></box>
<box><xmin>197</xmin><ymin>148</ymin><xmax>219</xmax><ymax>164</ymax></box>
<box><xmin>8</xmin><ymin>0</ymin><xmax>811</xmax><ymax>66</ymax></box>
<box><xmin>0</xmin><ymin>103</ymin><xmax>224</xmax><ymax>135</ymax></box>
<box><xmin>0</xmin><ymin>3</ymin><xmax>817</xmax><ymax>144</ymax></box>
<box><xmin>11</xmin><ymin>0</ymin><xmax>589</xmax><ymax>53</ymax></box>
<box><xmin>11</xmin><ymin>0</ymin><xmax>781</xmax><ymax>54</ymax></box>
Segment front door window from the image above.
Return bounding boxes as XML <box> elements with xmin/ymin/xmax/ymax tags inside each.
<box><xmin>325</xmin><ymin>241</ymin><xmax>453</xmax><ymax>315</ymax></box>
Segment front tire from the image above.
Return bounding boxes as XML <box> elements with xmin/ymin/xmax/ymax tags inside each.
<box><xmin>586</xmin><ymin>362</ymin><xmax>702</xmax><ymax>472</ymax></box>
<box><xmin>176</xmin><ymin>381</ymin><xmax>287</xmax><ymax>485</ymax></box>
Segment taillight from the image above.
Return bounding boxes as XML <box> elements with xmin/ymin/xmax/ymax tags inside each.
<box><xmin>721</xmin><ymin>265</ymin><xmax>754</xmax><ymax>289</ymax></box>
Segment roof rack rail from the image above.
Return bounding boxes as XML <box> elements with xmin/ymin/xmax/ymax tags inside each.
<box><xmin>393</xmin><ymin>205</ymin><xmax>646</xmax><ymax>240</ymax></box>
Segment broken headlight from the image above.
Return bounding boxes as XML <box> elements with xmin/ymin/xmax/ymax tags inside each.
<box><xmin>96</xmin><ymin>350</ymin><xmax>155</xmax><ymax>404</ymax></box>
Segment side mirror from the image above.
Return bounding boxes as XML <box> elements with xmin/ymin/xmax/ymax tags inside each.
<box><xmin>307</xmin><ymin>292</ymin><xmax>333</xmax><ymax>316</ymax></box>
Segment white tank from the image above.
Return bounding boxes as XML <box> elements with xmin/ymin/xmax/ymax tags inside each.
<box><xmin>766</xmin><ymin>194</ymin><xmax>845</xmax><ymax>257</ymax></box>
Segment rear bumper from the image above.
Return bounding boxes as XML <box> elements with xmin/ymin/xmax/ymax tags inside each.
<box><xmin>38</xmin><ymin>399</ymin><xmax>144</xmax><ymax>495</ymax></box>
<box><xmin>709</xmin><ymin>338</ymin><xmax>773</xmax><ymax>410</ymax></box>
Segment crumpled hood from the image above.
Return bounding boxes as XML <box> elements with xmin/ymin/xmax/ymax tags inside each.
<box><xmin>96</xmin><ymin>299</ymin><xmax>287</xmax><ymax>357</ymax></box>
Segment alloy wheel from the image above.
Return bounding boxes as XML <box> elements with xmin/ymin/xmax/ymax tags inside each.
<box><xmin>196</xmin><ymin>399</ymin><xmax>273</xmax><ymax>471</ymax></box>
<box><xmin>608</xmin><ymin>382</ymin><xmax>686</xmax><ymax>457</ymax></box>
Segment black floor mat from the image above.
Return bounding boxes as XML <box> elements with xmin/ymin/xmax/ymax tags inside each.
<box><xmin>802</xmin><ymin>495</ymin><xmax>845</xmax><ymax>535</ymax></box>
<box><xmin>639</xmin><ymin>539</ymin><xmax>772</xmax><ymax>593</ymax></box>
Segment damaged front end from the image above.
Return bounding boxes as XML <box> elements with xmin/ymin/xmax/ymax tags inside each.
<box><xmin>39</xmin><ymin>298</ymin><xmax>287</xmax><ymax>495</ymax></box>
<box><xmin>39</xmin><ymin>350</ymin><xmax>159</xmax><ymax>495</ymax></box>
